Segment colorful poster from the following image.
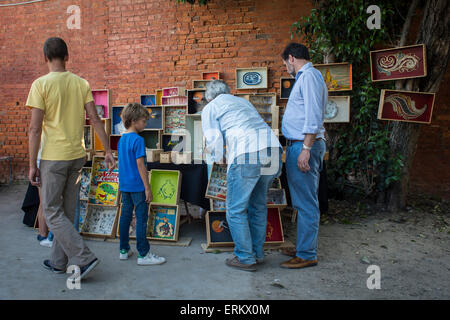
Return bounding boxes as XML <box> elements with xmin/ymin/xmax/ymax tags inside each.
<box><xmin>315</xmin><ymin>63</ymin><xmax>352</xmax><ymax>91</ymax></box>
<box><xmin>89</xmin><ymin>157</ymin><xmax>119</xmax><ymax>206</ymax></box>
<box><xmin>148</xmin><ymin>206</ymin><xmax>178</xmax><ymax>240</ymax></box>
<box><xmin>205</xmin><ymin>163</ymin><xmax>227</xmax><ymax>200</ymax></box>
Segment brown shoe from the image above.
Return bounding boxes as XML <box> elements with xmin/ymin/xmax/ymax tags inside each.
<box><xmin>280</xmin><ymin>257</ymin><xmax>318</xmax><ymax>269</ymax></box>
<box><xmin>280</xmin><ymin>247</ymin><xmax>297</xmax><ymax>257</ymax></box>
<box><xmin>225</xmin><ymin>256</ymin><xmax>257</xmax><ymax>272</ymax></box>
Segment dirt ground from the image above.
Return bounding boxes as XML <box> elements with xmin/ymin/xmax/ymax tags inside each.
<box><xmin>1</xmin><ymin>182</ymin><xmax>449</xmax><ymax>300</ymax></box>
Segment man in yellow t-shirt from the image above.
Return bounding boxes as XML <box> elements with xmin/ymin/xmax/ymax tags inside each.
<box><xmin>27</xmin><ymin>37</ymin><xmax>115</xmax><ymax>280</ymax></box>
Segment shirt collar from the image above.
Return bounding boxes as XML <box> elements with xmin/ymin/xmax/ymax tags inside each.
<box><xmin>295</xmin><ymin>62</ymin><xmax>312</xmax><ymax>80</ymax></box>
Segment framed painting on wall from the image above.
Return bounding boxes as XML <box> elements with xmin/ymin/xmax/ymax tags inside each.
<box><xmin>88</xmin><ymin>156</ymin><xmax>119</xmax><ymax>206</ymax></box>
<box><xmin>377</xmin><ymin>89</ymin><xmax>435</xmax><ymax>124</ymax></box>
<box><xmin>144</xmin><ymin>106</ymin><xmax>163</xmax><ymax>130</ymax></box>
<box><xmin>112</xmin><ymin>106</ymin><xmax>125</xmax><ymax>135</ymax></box>
<box><xmin>314</xmin><ymin>63</ymin><xmax>352</xmax><ymax>91</ymax></box>
<box><xmin>236</xmin><ymin>67</ymin><xmax>268</xmax><ymax>90</ymax></box>
<box><xmin>370</xmin><ymin>44</ymin><xmax>427</xmax><ymax>82</ymax></box>
<box><xmin>140</xmin><ymin>94</ymin><xmax>156</xmax><ymax>106</ymax></box>
<box><xmin>139</xmin><ymin>131</ymin><xmax>160</xmax><ymax>150</ymax></box>
<box><xmin>164</xmin><ymin>106</ymin><xmax>187</xmax><ymax>134</ymax></box>
<box><xmin>187</xmin><ymin>89</ymin><xmax>207</xmax><ymax>114</ymax></box>
<box><xmin>202</xmin><ymin>71</ymin><xmax>220</xmax><ymax>80</ymax></box>
<box><xmin>280</xmin><ymin>77</ymin><xmax>295</xmax><ymax>99</ymax></box>
<box><xmin>324</xmin><ymin>96</ymin><xmax>351</xmax><ymax>123</ymax></box>
<box><xmin>91</xmin><ymin>89</ymin><xmax>111</xmax><ymax>120</ymax></box>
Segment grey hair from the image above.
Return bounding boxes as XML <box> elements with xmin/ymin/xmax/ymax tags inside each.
<box><xmin>205</xmin><ymin>80</ymin><xmax>230</xmax><ymax>102</ymax></box>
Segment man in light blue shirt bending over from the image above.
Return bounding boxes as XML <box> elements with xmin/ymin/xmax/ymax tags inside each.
<box><xmin>280</xmin><ymin>42</ymin><xmax>327</xmax><ymax>269</ymax></box>
<box><xmin>202</xmin><ymin>80</ymin><xmax>282</xmax><ymax>271</ymax></box>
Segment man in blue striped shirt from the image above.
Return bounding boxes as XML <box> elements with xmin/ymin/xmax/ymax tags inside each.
<box><xmin>280</xmin><ymin>43</ymin><xmax>327</xmax><ymax>269</ymax></box>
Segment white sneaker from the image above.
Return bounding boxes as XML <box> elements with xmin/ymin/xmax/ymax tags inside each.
<box><xmin>137</xmin><ymin>252</ymin><xmax>166</xmax><ymax>265</ymax></box>
<box><xmin>119</xmin><ymin>249</ymin><xmax>133</xmax><ymax>260</ymax></box>
<box><xmin>40</xmin><ymin>238</ymin><xmax>53</xmax><ymax>248</ymax></box>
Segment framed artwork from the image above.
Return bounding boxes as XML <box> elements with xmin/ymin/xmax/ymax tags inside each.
<box><xmin>91</xmin><ymin>89</ymin><xmax>110</xmax><ymax>119</ymax></box>
<box><xmin>149</xmin><ymin>169</ymin><xmax>182</xmax><ymax>205</ymax></box>
<box><xmin>370</xmin><ymin>44</ymin><xmax>427</xmax><ymax>82</ymax></box>
<box><xmin>314</xmin><ymin>63</ymin><xmax>352</xmax><ymax>91</ymax></box>
<box><xmin>377</xmin><ymin>89</ymin><xmax>435</xmax><ymax>124</ymax></box>
<box><xmin>89</xmin><ymin>156</ymin><xmax>119</xmax><ymax>206</ymax></box>
<box><xmin>162</xmin><ymin>87</ymin><xmax>186</xmax><ymax>97</ymax></box>
<box><xmin>265</xmin><ymin>208</ymin><xmax>284</xmax><ymax>243</ymax></box>
<box><xmin>324</xmin><ymin>96</ymin><xmax>351</xmax><ymax>123</ymax></box>
<box><xmin>77</xmin><ymin>200</ymin><xmax>88</xmax><ymax>232</ymax></box>
<box><xmin>202</xmin><ymin>71</ymin><xmax>220</xmax><ymax>80</ymax></box>
<box><xmin>267</xmin><ymin>188</ymin><xmax>287</xmax><ymax>209</ymax></box>
<box><xmin>112</xmin><ymin>106</ymin><xmax>126</xmax><ymax>135</ymax></box>
<box><xmin>81</xmin><ymin>204</ymin><xmax>119</xmax><ymax>238</ymax></box>
<box><xmin>185</xmin><ymin>114</ymin><xmax>204</xmax><ymax>161</ymax></box>
<box><xmin>79</xmin><ymin>167</ymin><xmax>92</xmax><ymax>201</ymax></box>
<box><xmin>116</xmin><ymin>205</ymin><xmax>137</xmax><ymax>239</ymax></box>
<box><xmin>156</xmin><ymin>89</ymin><xmax>163</xmax><ymax>106</ymax></box>
<box><xmin>140</xmin><ymin>94</ymin><xmax>156</xmax><ymax>106</ymax></box>
<box><xmin>205</xmin><ymin>163</ymin><xmax>227</xmax><ymax>201</ymax></box>
<box><xmin>84</xmin><ymin>125</ymin><xmax>93</xmax><ymax>151</ymax></box>
<box><xmin>192</xmin><ymin>80</ymin><xmax>211</xmax><ymax>89</ymax></box>
<box><xmin>164</xmin><ymin>106</ymin><xmax>187</xmax><ymax>134</ymax></box>
<box><xmin>145</xmin><ymin>106</ymin><xmax>163</xmax><ymax>130</ymax></box>
<box><xmin>210</xmin><ymin>199</ymin><xmax>226</xmax><ymax>212</ymax></box>
<box><xmin>147</xmin><ymin>204</ymin><xmax>180</xmax><ymax>241</ymax></box>
<box><xmin>205</xmin><ymin>211</ymin><xmax>234</xmax><ymax>247</ymax></box>
<box><xmin>280</xmin><ymin>77</ymin><xmax>295</xmax><ymax>99</ymax></box>
<box><xmin>139</xmin><ymin>131</ymin><xmax>160</xmax><ymax>149</ymax></box>
<box><xmin>162</xmin><ymin>134</ymin><xmax>185</xmax><ymax>152</ymax></box>
<box><xmin>236</xmin><ymin>67</ymin><xmax>268</xmax><ymax>90</ymax></box>
<box><xmin>162</xmin><ymin>96</ymin><xmax>188</xmax><ymax>106</ymax></box>
<box><xmin>187</xmin><ymin>89</ymin><xmax>207</xmax><ymax>114</ymax></box>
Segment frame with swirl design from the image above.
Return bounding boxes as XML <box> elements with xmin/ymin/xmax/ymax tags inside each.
<box><xmin>370</xmin><ymin>44</ymin><xmax>427</xmax><ymax>82</ymax></box>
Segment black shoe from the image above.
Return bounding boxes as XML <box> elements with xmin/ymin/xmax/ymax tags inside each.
<box><xmin>79</xmin><ymin>258</ymin><xmax>99</xmax><ymax>280</ymax></box>
<box><xmin>42</xmin><ymin>259</ymin><xmax>65</xmax><ymax>274</ymax></box>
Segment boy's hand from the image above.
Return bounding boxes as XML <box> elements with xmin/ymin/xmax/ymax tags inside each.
<box><xmin>145</xmin><ymin>188</ymin><xmax>153</xmax><ymax>204</ymax></box>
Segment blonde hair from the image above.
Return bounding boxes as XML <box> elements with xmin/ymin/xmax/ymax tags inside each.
<box><xmin>121</xmin><ymin>103</ymin><xmax>149</xmax><ymax>129</ymax></box>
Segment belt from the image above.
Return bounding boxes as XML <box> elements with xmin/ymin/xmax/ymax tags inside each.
<box><xmin>286</xmin><ymin>138</ymin><xmax>323</xmax><ymax>147</ymax></box>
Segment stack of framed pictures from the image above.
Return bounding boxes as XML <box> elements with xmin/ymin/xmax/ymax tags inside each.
<box><xmin>80</xmin><ymin>156</ymin><xmax>120</xmax><ymax>238</ymax></box>
<box><xmin>147</xmin><ymin>169</ymin><xmax>182</xmax><ymax>241</ymax></box>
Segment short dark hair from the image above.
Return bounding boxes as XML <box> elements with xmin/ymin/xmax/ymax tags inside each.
<box><xmin>281</xmin><ymin>42</ymin><xmax>310</xmax><ymax>61</ymax></box>
<box><xmin>43</xmin><ymin>37</ymin><xmax>68</xmax><ymax>61</ymax></box>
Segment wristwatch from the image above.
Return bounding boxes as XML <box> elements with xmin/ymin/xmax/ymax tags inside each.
<box><xmin>303</xmin><ymin>144</ymin><xmax>312</xmax><ymax>151</ymax></box>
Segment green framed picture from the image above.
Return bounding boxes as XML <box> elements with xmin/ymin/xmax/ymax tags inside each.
<box><xmin>149</xmin><ymin>169</ymin><xmax>182</xmax><ymax>205</ymax></box>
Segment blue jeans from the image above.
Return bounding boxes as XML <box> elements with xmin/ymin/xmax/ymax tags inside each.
<box><xmin>119</xmin><ymin>191</ymin><xmax>150</xmax><ymax>257</ymax></box>
<box><xmin>286</xmin><ymin>139</ymin><xmax>326</xmax><ymax>260</ymax></box>
<box><xmin>226</xmin><ymin>148</ymin><xmax>282</xmax><ymax>264</ymax></box>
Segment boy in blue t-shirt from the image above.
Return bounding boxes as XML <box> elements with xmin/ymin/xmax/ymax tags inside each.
<box><xmin>118</xmin><ymin>103</ymin><xmax>166</xmax><ymax>266</ymax></box>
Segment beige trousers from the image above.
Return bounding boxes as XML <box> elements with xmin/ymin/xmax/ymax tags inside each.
<box><xmin>40</xmin><ymin>157</ymin><xmax>96</xmax><ymax>269</ymax></box>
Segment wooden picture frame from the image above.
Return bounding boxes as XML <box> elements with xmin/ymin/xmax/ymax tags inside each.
<box><xmin>187</xmin><ymin>89</ymin><xmax>207</xmax><ymax>114</ymax></box>
<box><xmin>77</xmin><ymin>200</ymin><xmax>88</xmax><ymax>232</ymax></box>
<box><xmin>156</xmin><ymin>89</ymin><xmax>163</xmax><ymax>106</ymax></box>
<box><xmin>162</xmin><ymin>134</ymin><xmax>185</xmax><ymax>152</ymax></box>
<box><xmin>185</xmin><ymin>114</ymin><xmax>204</xmax><ymax>161</ymax></box>
<box><xmin>140</xmin><ymin>94</ymin><xmax>156</xmax><ymax>106</ymax></box>
<box><xmin>80</xmin><ymin>204</ymin><xmax>119</xmax><ymax>238</ymax></box>
<box><xmin>162</xmin><ymin>87</ymin><xmax>186</xmax><ymax>97</ymax></box>
<box><xmin>91</xmin><ymin>89</ymin><xmax>111</xmax><ymax>120</ymax></box>
<box><xmin>145</xmin><ymin>106</ymin><xmax>163</xmax><ymax>130</ymax></box>
<box><xmin>80</xmin><ymin>167</ymin><xmax>92</xmax><ymax>201</ymax></box>
<box><xmin>84</xmin><ymin>125</ymin><xmax>93</xmax><ymax>151</ymax></box>
<box><xmin>192</xmin><ymin>80</ymin><xmax>211</xmax><ymax>89</ymax></box>
<box><xmin>139</xmin><ymin>130</ymin><xmax>161</xmax><ymax>150</ymax></box>
<box><xmin>370</xmin><ymin>44</ymin><xmax>427</xmax><ymax>82</ymax></box>
<box><xmin>162</xmin><ymin>96</ymin><xmax>188</xmax><ymax>106</ymax></box>
<box><xmin>164</xmin><ymin>106</ymin><xmax>187</xmax><ymax>134</ymax></box>
<box><xmin>147</xmin><ymin>204</ymin><xmax>180</xmax><ymax>241</ymax></box>
<box><xmin>265</xmin><ymin>208</ymin><xmax>284</xmax><ymax>244</ymax></box>
<box><xmin>377</xmin><ymin>89</ymin><xmax>436</xmax><ymax>124</ymax></box>
<box><xmin>267</xmin><ymin>188</ymin><xmax>287</xmax><ymax>209</ymax></box>
<box><xmin>205</xmin><ymin>163</ymin><xmax>227</xmax><ymax>201</ymax></box>
<box><xmin>149</xmin><ymin>169</ymin><xmax>182</xmax><ymax>205</ymax></box>
<box><xmin>236</xmin><ymin>67</ymin><xmax>268</xmax><ymax>90</ymax></box>
<box><xmin>89</xmin><ymin>156</ymin><xmax>119</xmax><ymax>206</ymax></box>
<box><xmin>314</xmin><ymin>62</ymin><xmax>352</xmax><ymax>91</ymax></box>
<box><xmin>112</xmin><ymin>106</ymin><xmax>125</xmax><ymax>135</ymax></box>
<box><xmin>202</xmin><ymin>71</ymin><xmax>220</xmax><ymax>80</ymax></box>
<box><xmin>324</xmin><ymin>96</ymin><xmax>351</xmax><ymax>123</ymax></box>
<box><xmin>210</xmin><ymin>198</ymin><xmax>226</xmax><ymax>212</ymax></box>
<box><xmin>205</xmin><ymin>211</ymin><xmax>234</xmax><ymax>247</ymax></box>
<box><xmin>280</xmin><ymin>77</ymin><xmax>295</xmax><ymax>99</ymax></box>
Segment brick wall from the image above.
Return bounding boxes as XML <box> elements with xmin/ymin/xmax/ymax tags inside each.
<box><xmin>0</xmin><ymin>0</ymin><xmax>448</xmax><ymax>200</ymax></box>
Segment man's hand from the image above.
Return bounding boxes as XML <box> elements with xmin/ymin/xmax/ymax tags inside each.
<box><xmin>297</xmin><ymin>149</ymin><xmax>310</xmax><ymax>173</ymax></box>
<box><xmin>29</xmin><ymin>167</ymin><xmax>41</xmax><ymax>187</ymax></box>
<box><xmin>145</xmin><ymin>188</ymin><xmax>153</xmax><ymax>204</ymax></box>
<box><xmin>105</xmin><ymin>151</ymin><xmax>116</xmax><ymax>173</ymax></box>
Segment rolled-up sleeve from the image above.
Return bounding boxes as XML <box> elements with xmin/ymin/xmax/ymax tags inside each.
<box><xmin>201</xmin><ymin>103</ymin><xmax>224</xmax><ymax>163</ymax></box>
<box><xmin>301</xmin><ymin>72</ymin><xmax>325</xmax><ymax>135</ymax></box>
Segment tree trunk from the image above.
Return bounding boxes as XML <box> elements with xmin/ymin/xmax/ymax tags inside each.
<box><xmin>387</xmin><ymin>0</ymin><xmax>450</xmax><ymax>211</ymax></box>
